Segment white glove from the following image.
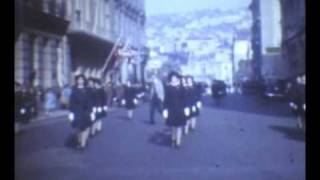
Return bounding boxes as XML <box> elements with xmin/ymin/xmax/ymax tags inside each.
<box><xmin>103</xmin><ymin>106</ymin><xmax>108</xmax><ymax>111</ymax></box>
<box><xmin>68</xmin><ymin>113</ymin><xmax>74</xmax><ymax>122</ymax></box>
<box><xmin>121</xmin><ymin>99</ymin><xmax>126</xmax><ymax>105</ymax></box>
<box><xmin>184</xmin><ymin>107</ymin><xmax>190</xmax><ymax>116</ymax></box>
<box><xmin>93</xmin><ymin>107</ymin><xmax>97</xmax><ymax>113</ymax></box>
<box><xmin>163</xmin><ymin>109</ymin><xmax>168</xmax><ymax>119</ymax></box>
<box><xmin>196</xmin><ymin>101</ymin><xmax>202</xmax><ymax>108</ymax></box>
<box><xmin>137</xmin><ymin>93</ymin><xmax>144</xmax><ymax>98</ymax></box>
<box><xmin>192</xmin><ymin>106</ymin><xmax>196</xmax><ymax>112</ymax></box>
<box><xmin>20</xmin><ymin>108</ymin><xmax>26</xmax><ymax>114</ymax></box>
<box><xmin>97</xmin><ymin>107</ymin><xmax>102</xmax><ymax>113</ymax></box>
<box><xmin>303</xmin><ymin>103</ymin><xmax>306</xmax><ymax>111</ymax></box>
<box><xmin>90</xmin><ymin>113</ymin><xmax>95</xmax><ymax>121</ymax></box>
<box><xmin>134</xmin><ymin>98</ymin><xmax>138</xmax><ymax>105</ymax></box>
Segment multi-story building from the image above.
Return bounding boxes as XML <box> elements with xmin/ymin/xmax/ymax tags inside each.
<box><xmin>280</xmin><ymin>0</ymin><xmax>305</xmax><ymax>78</ymax></box>
<box><xmin>15</xmin><ymin>0</ymin><xmax>70</xmax><ymax>88</ymax></box>
<box><xmin>66</xmin><ymin>0</ymin><xmax>146</xmax><ymax>84</ymax></box>
<box><xmin>249</xmin><ymin>0</ymin><xmax>263</xmax><ymax>81</ymax></box>
<box><xmin>233</xmin><ymin>29</ymin><xmax>252</xmax><ymax>73</ymax></box>
<box><xmin>15</xmin><ymin>0</ymin><xmax>146</xmax><ymax>88</ymax></box>
<box><xmin>249</xmin><ymin>0</ymin><xmax>289</xmax><ymax>80</ymax></box>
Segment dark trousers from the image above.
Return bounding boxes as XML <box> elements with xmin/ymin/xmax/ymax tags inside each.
<box><xmin>149</xmin><ymin>96</ymin><xmax>163</xmax><ymax>123</ymax></box>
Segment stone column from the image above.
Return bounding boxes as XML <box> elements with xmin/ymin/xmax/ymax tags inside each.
<box><xmin>15</xmin><ymin>33</ymin><xmax>26</xmax><ymax>84</ymax></box>
<box><xmin>32</xmin><ymin>36</ymin><xmax>42</xmax><ymax>87</ymax></box>
<box><xmin>43</xmin><ymin>38</ymin><xmax>54</xmax><ymax>88</ymax></box>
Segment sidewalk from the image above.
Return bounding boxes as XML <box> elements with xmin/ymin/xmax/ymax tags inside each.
<box><xmin>15</xmin><ymin>107</ymin><xmax>121</xmax><ymax>133</ymax></box>
<box><xmin>15</xmin><ymin>110</ymin><xmax>69</xmax><ymax>133</ymax></box>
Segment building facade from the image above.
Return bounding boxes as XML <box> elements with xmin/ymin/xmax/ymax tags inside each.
<box><xmin>280</xmin><ymin>0</ymin><xmax>305</xmax><ymax>78</ymax></box>
<box><xmin>15</xmin><ymin>0</ymin><xmax>70</xmax><ymax>88</ymax></box>
<box><xmin>15</xmin><ymin>0</ymin><xmax>146</xmax><ymax>88</ymax></box>
<box><xmin>249</xmin><ymin>0</ymin><xmax>290</xmax><ymax>80</ymax></box>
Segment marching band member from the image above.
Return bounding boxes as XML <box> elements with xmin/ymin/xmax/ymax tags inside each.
<box><xmin>91</xmin><ymin>79</ymin><xmax>108</xmax><ymax>134</ymax></box>
<box><xmin>68</xmin><ymin>75</ymin><xmax>94</xmax><ymax>150</ymax></box>
<box><xmin>163</xmin><ymin>72</ymin><xmax>187</xmax><ymax>148</ymax></box>
<box><xmin>122</xmin><ymin>81</ymin><xmax>138</xmax><ymax>120</ymax></box>
<box><xmin>181</xmin><ymin>76</ymin><xmax>192</xmax><ymax>135</ymax></box>
<box><xmin>187</xmin><ymin>76</ymin><xmax>202</xmax><ymax>131</ymax></box>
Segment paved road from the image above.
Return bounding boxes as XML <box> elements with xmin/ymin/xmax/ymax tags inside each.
<box><xmin>15</xmin><ymin>96</ymin><xmax>305</xmax><ymax>180</ymax></box>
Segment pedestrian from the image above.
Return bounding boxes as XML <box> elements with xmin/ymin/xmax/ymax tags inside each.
<box><xmin>162</xmin><ymin>72</ymin><xmax>188</xmax><ymax>148</ymax></box>
<box><xmin>44</xmin><ymin>88</ymin><xmax>57</xmax><ymax>115</ymax></box>
<box><xmin>61</xmin><ymin>84</ymin><xmax>72</xmax><ymax>109</ymax></box>
<box><xmin>16</xmin><ymin>84</ymin><xmax>33</xmax><ymax>124</ymax></box>
<box><xmin>27</xmin><ymin>85</ymin><xmax>38</xmax><ymax>119</ymax></box>
<box><xmin>15</xmin><ymin>82</ymin><xmax>23</xmax><ymax>133</ymax></box>
<box><xmin>149</xmin><ymin>74</ymin><xmax>165</xmax><ymax>124</ymax></box>
<box><xmin>91</xmin><ymin>79</ymin><xmax>108</xmax><ymax>135</ymax></box>
<box><xmin>105</xmin><ymin>80</ymin><xmax>114</xmax><ymax>109</ymax></box>
<box><xmin>122</xmin><ymin>81</ymin><xmax>138</xmax><ymax>120</ymax></box>
<box><xmin>68</xmin><ymin>74</ymin><xmax>94</xmax><ymax>150</ymax></box>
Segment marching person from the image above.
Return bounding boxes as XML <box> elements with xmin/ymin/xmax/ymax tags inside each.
<box><xmin>87</xmin><ymin>78</ymin><xmax>98</xmax><ymax>137</ymax></box>
<box><xmin>122</xmin><ymin>81</ymin><xmax>138</xmax><ymax>120</ymax></box>
<box><xmin>149</xmin><ymin>74</ymin><xmax>165</xmax><ymax>124</ymax></box>
<box><xmin>187</xmin><ymin>76</ymin><xmax>202</xmax><ymax>131</ymax></box>
<box><xmin>162</xmin><ymin>72</ymin><xmax>188</xmax><ymax>149</ymax></box>
<box><xmin>68</xmin><ymin>75</ymin><xmax>94</xmax><ymax>150</ymax></box>
<box><xmin>91</xmin><ymin>79</ymin><xmax>108</xmax><ymax>135</ymax></box>
<box><xmin>288</xmin><ymin>75</ymin><xmax>305</xmax><ymax>132</ymax></box>
<box><xmin>181</xmin><ymin>76</ymin><xmax>192</xmax><ymax>135</ymax></box>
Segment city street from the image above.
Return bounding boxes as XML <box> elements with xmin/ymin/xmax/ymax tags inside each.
<box><xmin>15</xmin><ymin>95</ymin><xmax>305</xmax><ymax>180</ymax></box>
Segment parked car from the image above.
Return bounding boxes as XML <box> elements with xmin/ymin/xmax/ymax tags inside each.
<box><xmin>262</xmin><ymin>79</ymin><xmax>287</xmax><ymax>100</ymax></box>
<box><xmin>240</xmin><ymin>79</ymin><xmax>263</xmax><ymax>95</ymax></box>
<box><xmin>211</xmin><ymin>80</ymin><xmax>227</xmax><ymax>98</ymax></box>
<box><xmin>197</xmin><ymin>82</ymin><xmax>209</xmax><ymax>96</ymax></box>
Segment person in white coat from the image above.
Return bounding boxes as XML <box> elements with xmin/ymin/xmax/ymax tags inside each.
<box><xmin>149</xmin><ymin>74</ymin><xmax>165</xmax><ymax>124</ymax></box>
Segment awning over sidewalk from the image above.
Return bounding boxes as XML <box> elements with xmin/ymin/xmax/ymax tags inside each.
<box><xmin>68</xmin><ymin>32</ymin><xmax>114</xmax><ymax>72</ymax></box>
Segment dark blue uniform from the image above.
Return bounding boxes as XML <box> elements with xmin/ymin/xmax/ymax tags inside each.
<box><xmin>123</xmin><ymin>86</ymin><xmax>138</xmax><ymax>110</ymax></box>
<box><xmin>95</xmin><ymin>88</ymin><xmax>107</xmax><ymax>119</ymax></box>
<box><xmin>69</xmin><ymin>87</ymin><xmax>91</xmax><ymax>131</ymax></box>
<box><xmin>164</xmin><ymin>85</ymin><xmax>186</xmax><ymax>127</ymax></box>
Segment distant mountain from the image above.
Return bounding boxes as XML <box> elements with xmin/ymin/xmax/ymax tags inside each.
<box><xmin>146</xmin><ymin>7</ymin><xmax>252</xmax><ymax>71</ymax></box>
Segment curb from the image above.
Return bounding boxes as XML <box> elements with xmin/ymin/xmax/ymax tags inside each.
<box><xmin>15</xmin><ymin>113</ymin><xmax>69</xmax><ymax>133</ymax></box>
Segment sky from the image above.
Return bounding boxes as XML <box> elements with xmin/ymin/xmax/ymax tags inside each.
<box><xmin>145</xmin><ymin>0</ymin><xmax>252</xmax><ymax>16</ymax></box>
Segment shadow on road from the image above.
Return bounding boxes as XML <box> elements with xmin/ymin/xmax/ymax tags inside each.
<box><xmin>148</xmin><ymin>130</ymin><xmax>172</xmax><ymax>148</ymax></box>
<box><xmin>269</xmin><ymin>125</ymin><xmax>305</xmax><ymax>142</ymax></box>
